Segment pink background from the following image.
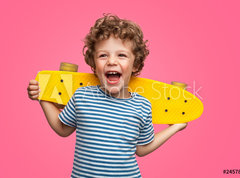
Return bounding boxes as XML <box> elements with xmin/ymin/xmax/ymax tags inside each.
<box><xmin>1</xmin><ymin>0</ymin><xmax>239</xmax><ymax>177</ymax></box>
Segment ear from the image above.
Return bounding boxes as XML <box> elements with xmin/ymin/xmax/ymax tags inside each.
<box><xmin>132</xmin><ymin>63</ymin><xmax>139</xmax><ymax>73</ymax></box>
<box><xmin>91</xmin><ymin>67</ymin><xmax>96</xmax><ymax>73</ymax></box>
<box><xmin>132</xmin><ymin>67</ymin><xmax>138</xmax><ymax>73</ymax></box>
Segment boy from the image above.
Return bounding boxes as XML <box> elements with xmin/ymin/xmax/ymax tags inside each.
<box><xmin>27</xmin><ymin>14</ymin><xmax>187</xmax><ymax>177</ymax></box>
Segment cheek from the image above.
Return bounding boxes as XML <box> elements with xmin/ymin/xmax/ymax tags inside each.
<box><xmin>124</xmin><ymin>61</ymin><xmax>135</xmax><ymax>72</ymax></box>
<box><xmin>94</xmin><ymin>60</ymin><xmax>101</xmax><ymax>69</ymax></box>
<box><xmin>95</xmin><ymin>61</ymin><xmax>105</xmax><ymax>75</ymax></box>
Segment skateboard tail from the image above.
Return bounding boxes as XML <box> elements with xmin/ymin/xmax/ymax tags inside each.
<box><xmin>129</xmin><ymin>77</ymin><xmax>204</xmax><ymax>124</ymax></box>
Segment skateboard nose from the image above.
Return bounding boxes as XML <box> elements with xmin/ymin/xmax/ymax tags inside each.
<box><xmin>60</xmin><ymin>62</ymin><xmax>78</xmax><ymax>72</ymax></box>
<box><xmin>171</xmin><ymin>81</ymin><xmax>188</xmax><ymax>90</ymax></box>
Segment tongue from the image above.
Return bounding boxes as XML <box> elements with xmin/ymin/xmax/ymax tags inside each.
<box><xmin>108</xmin><ymin>74</ymin><xmax>120</xmax><ymax>81</ymax></box>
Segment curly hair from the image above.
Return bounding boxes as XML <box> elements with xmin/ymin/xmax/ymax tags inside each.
<box><xmin>82</xmin><ymin>13</ymin><xmax>149</xmax><ymax>76</ymax></box>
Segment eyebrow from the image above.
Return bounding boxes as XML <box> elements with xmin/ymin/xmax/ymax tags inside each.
<box><xmin>95</xmin><ymin>50</ymin><xmax>131</xmax><ymax>55</ymax></box>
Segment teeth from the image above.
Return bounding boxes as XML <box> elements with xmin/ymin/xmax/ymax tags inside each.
<box><xmin>107</xmin><ymin>71</ymin><xmax>118</xmax><ymax>74</ymax></box>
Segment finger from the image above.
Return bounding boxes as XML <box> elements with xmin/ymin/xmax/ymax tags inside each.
<box><xmin>29</xmin><ymin>90</ymin><xmax>40</xmax><ymax>96</ymax></box>
<box><xmin>27</xmin><ymin>80</ymin><xmax>39</xmax><ymax>91</ymax></box>
<box><xmin>29</xmin><ymin>80</ymin><xmax>39</xmax><ymax>85</ymax></box>
<box><xmin>29</xmin><ymin>94</ymin><xmax>39</xmax><ymax>100</ymax></box>
<box><xmin>28</xmin><ymin>92</ymin><xmax>38</xmax><ymax>99</ymax></box>
<box><xmin>28</xmin><ymin>85</ymin><xmax>40</xmax><ymax>91</ymax></box>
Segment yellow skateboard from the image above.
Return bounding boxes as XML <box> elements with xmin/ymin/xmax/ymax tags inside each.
<box><xmin>35</xmin><ymin>62</ymin><xmax>204</xmax><ymax>124</ymax></box>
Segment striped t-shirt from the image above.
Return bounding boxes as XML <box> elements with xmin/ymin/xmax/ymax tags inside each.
<box><xmin>59</xmin><ymin>85</ymin><xmax>154</xmax><ymax>178</ymax></box>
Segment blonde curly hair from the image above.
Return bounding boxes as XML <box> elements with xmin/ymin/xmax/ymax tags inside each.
<box><xmin>82</xmin><ymin>13</ymin><xmax>149</xmax><ymax>76</ymax></box>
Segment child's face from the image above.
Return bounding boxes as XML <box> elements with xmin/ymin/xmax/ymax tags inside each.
<box><xmin>94</xmin><ymin>35</ymin><xmax>137</xmax><ymax>98</ymax></box>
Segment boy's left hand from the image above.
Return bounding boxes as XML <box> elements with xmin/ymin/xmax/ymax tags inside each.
<box><xmin>168</xmin><ymin>123</ymin><xmax>188</xmax><ymax>132</ymax></box>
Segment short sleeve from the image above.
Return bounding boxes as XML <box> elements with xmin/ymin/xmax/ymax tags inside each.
<box><xmin>137</xmin><ymin>111</ymin><xmax>154</xmax><ymax>145</ymax></box>
<box><xmin>58</xmin><ymin>94</ymin><xmax>77</xmax><ymax>128</ymax></box>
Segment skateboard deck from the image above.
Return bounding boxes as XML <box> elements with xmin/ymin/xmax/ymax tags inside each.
<box><xmin>35</xmin><ymin>70</ymin><xmax>204</xmax><ymax>124</ymax></box>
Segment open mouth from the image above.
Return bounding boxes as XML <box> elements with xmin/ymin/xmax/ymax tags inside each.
<box><xmin>105</xmin><ymin>71</ymin><xmax>122</xmax><ymax>84</ymax></box>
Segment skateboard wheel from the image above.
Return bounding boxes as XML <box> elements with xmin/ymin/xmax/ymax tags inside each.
<box><xmin>60</xmin><ymin>62</ymin><xmax>78</xmax><ymax>72</ymax></box>
<box><xmin>171</xmin><ymin>81</ymin><xmax>188</xmax><ymax>90</ymax></box>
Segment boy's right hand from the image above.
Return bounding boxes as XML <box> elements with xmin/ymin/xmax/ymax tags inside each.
<box><xmin>27</xmin><ymin>80</ymin><xmax>40</xmax><ymax>100</ymax></box>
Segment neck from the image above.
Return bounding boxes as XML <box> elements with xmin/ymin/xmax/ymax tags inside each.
<box><xmin>100</xmin><ymin>86</ymin><xmax>131</xmax><ymax>99</ymax></box>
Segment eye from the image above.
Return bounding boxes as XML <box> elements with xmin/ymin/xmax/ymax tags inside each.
<box><xmin>99</xmin><ymin>54</ymin><xmax>107</xmax><ymax>58</ymax></box>
<box><xmin>119</xmin><ymin>54</ymin><xmax>127</xmax><ymax>57</ymax></box>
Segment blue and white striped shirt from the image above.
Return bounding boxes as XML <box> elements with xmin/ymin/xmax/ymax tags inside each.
<box><xmin>59</xmin><ymin>85</ymin><xmax>154</xmax><ymax>178</ymax></box>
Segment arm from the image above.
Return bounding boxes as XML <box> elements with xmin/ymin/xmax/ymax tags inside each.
<box><xmin>39</xmin><ymin>100</ymin><xmax>76</xmax><ymax>137</ymax></box>
<box><xmin>136</xmin><ymin>123</ymin><xmax>187</xmax><ymax>157</ymax></box>
<box><xmin>27</xmin><ymin>80</ymin><xmax>75</xmax><ymax>137</ymax></box>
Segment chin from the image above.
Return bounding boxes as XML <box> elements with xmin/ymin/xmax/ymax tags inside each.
<box><xmin>106</xmin><ymin>86</ymin><xmax>121</xmax><ymax>95</ymax></box>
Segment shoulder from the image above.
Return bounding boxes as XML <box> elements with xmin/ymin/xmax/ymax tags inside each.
<box><xmin>132</xmin><ymin>93</ymin><xmax>152</xmax><ymax>112</ymax></box>
<box><xmin>74</xmin><ymin>85</ymin><xmax>98</xmax><ymax>94</ymax></box>
<box><xmin>134</xmin><ymin>93</ymin><xmax>151</xmax><ymax>106</ymax></box>
<box><xmin>72</xmin><ymin>85</ymin><xmax>99</xmax><ymax>99</ymax></box>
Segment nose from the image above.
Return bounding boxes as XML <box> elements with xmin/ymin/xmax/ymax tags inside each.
<box><xmin>107</xmin><ymin>55</ymin><xmax>117</xmax><ymax>65</ymax></box>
